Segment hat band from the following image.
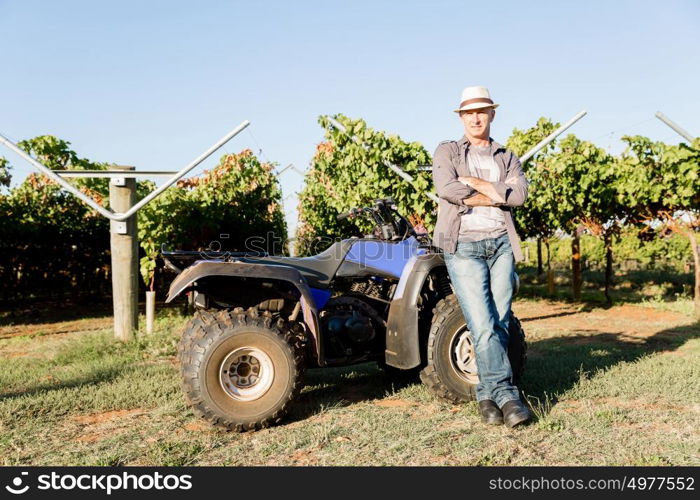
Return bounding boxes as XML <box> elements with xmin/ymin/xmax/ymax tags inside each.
<box><xmin>459</xmin><ymin>97</ymin><xmax>494</xmax><ymax>108</ymax></box>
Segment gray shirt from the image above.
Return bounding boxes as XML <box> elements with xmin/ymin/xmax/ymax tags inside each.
<box><xmin>458</xmin><ymin>144</ymin><xmax>507</xmax><ymax>242</ymax></box>
<box><xmin>431</xmin><ymin>136</ymin><xmax>529</xmax><ymax>261</ymax></box>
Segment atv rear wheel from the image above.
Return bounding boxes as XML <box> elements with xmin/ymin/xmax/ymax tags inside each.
<box><xmin>420</xmin><ymin>295</ymin><xmax>526</xmax><ymax>404</ymax></box>
<box><xmin>179</xmin><ymin>308</ymin><xmax>303</xmax><ymax>431</ymax></box>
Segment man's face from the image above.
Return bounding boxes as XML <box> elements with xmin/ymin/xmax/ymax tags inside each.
<box><xmin>460</xmin><ymin>107</ymin><xmax>495</xmax><ymax>140</ymax></box>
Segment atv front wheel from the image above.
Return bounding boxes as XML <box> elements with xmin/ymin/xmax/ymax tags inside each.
<box><xmin>179</xmin><ymin>308</ymin><xmax>303</xmax><ymax>431</ymax></box>
<box><xmin>419</xmin><ymin>295</ymin><xmax>526</xmax><ymax>404</ymax></box>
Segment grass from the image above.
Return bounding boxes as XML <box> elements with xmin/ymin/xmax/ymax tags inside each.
<box><xmin>0</xmin><ymin>300</ymin><xmax>698</xmax><ymax>466</ymax></box>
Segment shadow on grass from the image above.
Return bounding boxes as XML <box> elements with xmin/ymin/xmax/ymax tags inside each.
<box><xmin>287</xmin><ymin>321</ymin><xmax>699</xmax><ymax>425</ymax></box>
<box><xmin>287</xmin><ymin>362</ymin><xmax>418</xmax><ymax>423</ymax></box>
<box><xmin>520</xmin><ymin>321</ymin><xmax>700</xmax><ymax>414</ymax></box>
<box><xmin>0</xmin><ymin>364</ymin><xmax>133</xmax><ymax>401</ymax></box>
<box><xmin>520</xmin><ymin>310</ymin><xmax>581</xmax><ymax>322</ymax></box>
<box><xmin>0</xmin><ymin>300</ymin><xmax>114</xmax><ymax>328</ymax></box>
<box><xmin>518</xmin><ymin>286</ymin><xmax>651</xmax><ymax>308</ymax></box>
<box><xmin>0</xmin><ymin>300</ymin><xmax>183</xmax><ymax>329</ymax></box>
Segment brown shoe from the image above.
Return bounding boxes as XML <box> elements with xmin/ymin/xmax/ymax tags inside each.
<box><xmin>478</xmin><ymin>400</ymin><xmax>504</xmax><ymax>425</ymax></box>
<box><xmin>501</xmin><ymin>399</ymin><xmax>532</xmax><ymax>428</ymax></box>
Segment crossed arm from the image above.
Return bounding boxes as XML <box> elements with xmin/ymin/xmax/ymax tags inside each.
<box><xmin>457</xmin><ymin>176</ymin><xmax>505</xmax><ymax>207</ymax></box>
<box><xmin>431</xmin><ymin>143</ymin><xmax>528</xmax><ymax>208</ymax></box>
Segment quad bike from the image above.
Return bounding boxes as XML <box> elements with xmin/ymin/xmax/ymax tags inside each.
<box><xmin>163</xmin><ymin>198</ymin><xmax>526</xmax><ymax>430</ymax></box>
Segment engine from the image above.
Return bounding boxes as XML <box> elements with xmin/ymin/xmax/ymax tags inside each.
<box><xmin>319</xmin><ymin>296</ymin><xmax>386</xmax><ymax>362</ymax></box>
<box><xmin>348</xmin><ymin>279</ymin><xmax>392</xmax><ymax>303</ymax></box>
<box><xmin>326</xmin><ymin>309</ymin><xmax>375</xmax><ymax>345</ymax></box>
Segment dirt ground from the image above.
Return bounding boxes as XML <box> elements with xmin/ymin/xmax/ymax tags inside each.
<box><xmin>0</xmin><ymin>299</ymin><xmax>690</xmax><ymax>343</ymax></box>
<box><xmin>0</xmin><ymin>317</ymin><xmax>112</xmax><ymax>340</ymax></box>
<box><xmin>512</xmin><ymin>300</ymin><xmax>690</xmax><ymax>342</ymax></box>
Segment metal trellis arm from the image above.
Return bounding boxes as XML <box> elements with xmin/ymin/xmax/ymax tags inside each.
<box><xmin>518</xmin><ymin>110</ymin><xmax>587</xmax><ymax>164</ymax></box>
<box><xmin>655</xmin><ymin>112</ymin><xmax>695</xmax><ymax>142</ymax></box>
<box><xmin>0</xmin><ymin>120</ymin><xmax>250</xmax><ymax>221</ymax></box>
<box><xmin>326</xmin><ymin>117</ymin><xmax>440</xmax><ymax>203</ymax></box>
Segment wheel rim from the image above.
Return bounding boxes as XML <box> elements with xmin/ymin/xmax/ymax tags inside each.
<box><xmin>219</xmin><ymin>347</ymin><xmax>274</xmax><ymax>401</ymax></box>
<box><xmin>451</xmin><ymin>326</ymin><xmax>479</xmax><ymax>384</ymax></box>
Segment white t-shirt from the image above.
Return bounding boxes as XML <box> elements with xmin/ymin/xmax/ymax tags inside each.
<box><xmin>458</xmin><ymin>144</ymin><xmax>507</xmax><ymax>242</ymax></box>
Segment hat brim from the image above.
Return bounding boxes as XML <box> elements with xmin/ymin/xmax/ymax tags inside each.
<box><xmin>454</xmin><ymin>103</ymin><xmax>499</xmax><ymax>113</ymax></box>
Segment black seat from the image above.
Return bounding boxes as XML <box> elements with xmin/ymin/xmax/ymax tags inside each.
<box><xmin>242</xmin><ymin>240</ymin><xmax>354</xmax><ymax>288</ymax></box>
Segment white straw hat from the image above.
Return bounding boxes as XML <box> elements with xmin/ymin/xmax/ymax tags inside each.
<box><xmin>454</xmin><ymin>86</ymin><xmax>499</xmax><ymax>113</ymax></box>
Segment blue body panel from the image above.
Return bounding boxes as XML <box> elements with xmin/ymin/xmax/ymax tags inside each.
<box><xmin>309</xmin><ymin>287</ymin><xmax>332</xmax><ymax>310</ymax></box>
<box><xmin>344</xmin><ymin>237</ymin><xmax>425</xmax><ymax>279</ymax></box>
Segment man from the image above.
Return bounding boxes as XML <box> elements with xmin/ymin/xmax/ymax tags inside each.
<box><xmin>431</xmin><ymin>86</ymin><xmax>531</xmax><ymax>428</ymax></box>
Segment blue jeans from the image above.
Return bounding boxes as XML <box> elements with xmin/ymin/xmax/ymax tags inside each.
<box><xmin>444</xmin><ymin>234</ymin><xmax>520</xmax><ymax>407</ymax></box>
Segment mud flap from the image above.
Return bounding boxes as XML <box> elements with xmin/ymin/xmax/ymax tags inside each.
<box><xmin>385</xmin><ymin>254</ymin><xmax>445</xmax><ymax>369</ymax></box>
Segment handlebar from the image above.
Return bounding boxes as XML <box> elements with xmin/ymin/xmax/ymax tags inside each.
<box><xmin>336</xmin><ymin>208</ymin><xmax>363</xmax><ymax>221</ymax></box>
<box><xmin>335</xmin><ymin>198</ymin><xmax>419</xmax><ymax>241</ymax></box>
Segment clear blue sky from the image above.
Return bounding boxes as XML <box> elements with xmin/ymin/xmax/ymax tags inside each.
<box><xmin>1</xmin><ymin>0</ymin><xmax>698</xmax><ymax>233</ymax></box>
